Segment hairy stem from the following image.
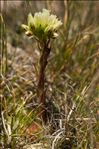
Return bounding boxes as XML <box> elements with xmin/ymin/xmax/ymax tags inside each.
<box><xmin>37</xmin><ymin>44</ymin><xmax>51</xmax><ymax>123</ymax></box>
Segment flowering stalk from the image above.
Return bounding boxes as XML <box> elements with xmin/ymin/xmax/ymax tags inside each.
<box><xmin>37</xmin><ymin>43</ymin><xmax>51</xmax><ymax>122</ymax></box>
<box><xmin>22</xmin><ymin>9</ymin><xmax>62</xmax><ymax>123</ymax></box>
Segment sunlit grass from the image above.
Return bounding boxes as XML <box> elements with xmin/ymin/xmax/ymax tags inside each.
<box><xmin>0</xmin><ymin>1</ymin><xmax>99</xmax><ymax>149</ymax></box>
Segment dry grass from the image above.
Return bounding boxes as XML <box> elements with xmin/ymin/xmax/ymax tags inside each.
<box><xmin>0</xmin><ymin>1</ymin><xmax>99</xmax><ymax>149</ymax></box>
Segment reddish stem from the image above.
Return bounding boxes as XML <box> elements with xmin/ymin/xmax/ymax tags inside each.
<box><xmin>37</xmin><ymin>44</ymin><xmax>51</xmax><ymax>123</ymax></box>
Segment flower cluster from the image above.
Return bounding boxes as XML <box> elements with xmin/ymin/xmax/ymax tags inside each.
<box><xmin>22</xmin><ymin>9</ymin><xmax>62</xmax><ymax>41</ymax></box>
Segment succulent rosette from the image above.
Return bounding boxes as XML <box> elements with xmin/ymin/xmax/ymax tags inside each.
<box><xmin>22</xmin><ymin>9</ymin><xmax>62</xmax><ymax>41</ymax></box>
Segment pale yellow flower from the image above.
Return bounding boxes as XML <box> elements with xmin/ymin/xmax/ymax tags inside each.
<box><xmin>22</xmin><ymin>9</ymin><xmax>62</xmax><ymax>40</ymax></box>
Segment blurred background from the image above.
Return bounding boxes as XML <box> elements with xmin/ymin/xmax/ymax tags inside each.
<box><xmin>0</xmin><ymin>1</ymin><xmax>99</xmax><ymax>149</ymax></box>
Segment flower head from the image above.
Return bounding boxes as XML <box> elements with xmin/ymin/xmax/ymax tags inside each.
<box><xmin>22</xmin><ymin>9</ymin><xmax>62</xmax><ymax>41</ymax></box>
